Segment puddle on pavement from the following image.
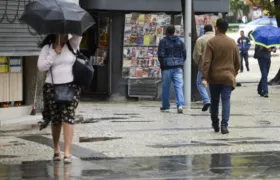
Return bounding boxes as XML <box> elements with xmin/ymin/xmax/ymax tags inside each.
<box><xmin>0</xmin><ymin>143</ymin><xmax>25</xmax><ymax>147</ymax></box>
<box><xmin>82</xmin><ymin>169</ymin><xmax>115</xmax><ymax>176</ymax></box>
<box><xmin>148</xmin><ymin>138</ymin><xmax>280</xmax><ymax>148</ymax></box>
<box><xmin>147</xmin><ymin>142</ymin><xmax>229</xmax><ymax>148</ymax></box>
<box><xmin>231</xmin><ymin>141</ymin><xmax>280</xmax><ymax>145</ymax></box>
<box><xmin>259</xmin><ymin>120</ymin><xmax>271</xmax><ymax>125</ymax></box>
<box><xmin>0</xmin><ymin>124</ymin><xmax>38</xmax><ymax>134</ymax></box>
<box><xmin>188</xmin><ymin>113</ymin><xmax>249</xmax><ymax>117</ymax></box>
<box><xmin>111</xmin><ymin>120</ymin><xmax>154</xmax><ymax>123</ymax></box>
<box><xmin>212</xmin><ymin>137</ymin><xmax>264</xmax><ymax>141</ymax></box>
<box><xmin>0</xmin><ymin>155</ymin><xmax>19</xmax><ymax>159</ymax></box>
<box><xmin>2</xmin><ymin>151</ymin><xmax>280</xmax><ymax>179</ymax></box>
<box><xmin>82</xmin><ymin>117</ymin><xmax>129</xmax><ymax>124</ymax></box>
<box><xmin>114</xmin><ymin>113</ymin><xmax>140</xmax><ymax>116</ymax></box>
<box><xmin>20</xmin><ymin>135</ymin><xmax>106</xmax><ymax>159</ymax></box>
<box><xmin>79</xmin><ymin>137</ymin><xmax>122</xmax><ymax>143</ymax></box>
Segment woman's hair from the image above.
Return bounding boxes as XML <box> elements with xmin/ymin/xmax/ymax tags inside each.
<box><xmin>38</xmin><ymin>34</ymin><xmax>56</xmax><ymax>48</ymax></box>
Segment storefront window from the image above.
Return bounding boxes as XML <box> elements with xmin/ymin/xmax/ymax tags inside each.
<box><xmin>122</xmin><ymin>13</ymin><xmax>171</xmax><ymax>79</ymax></box>
<box><xmin>92</xmin><ymin>16</ymin><xmax>110</xmax><ymax>66</ymax></box>
<box><xmin>174</xmin><ymin>14</ymin><xmax>184</xmax><ymax>42</ymax></box>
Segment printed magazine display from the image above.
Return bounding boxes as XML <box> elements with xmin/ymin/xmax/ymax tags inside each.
<box><xmin>122</xmin><ymin>13</ymin><xmax>171</xmax><ymax>78</ymax></box>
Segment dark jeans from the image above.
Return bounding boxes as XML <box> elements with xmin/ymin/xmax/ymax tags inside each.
<box><xmin>240</xmin><ymin>52</ymin><xmax>249</xmax><ymax>71</ymax></box>
<box><xmin>257</xmin><ymin>58</ymin><xmax>271</xmax><ymax>95</ymax></box>
<box><xmin>209</xmin><ymin>84</ymin><xmax>232</xmax><ymax>127</ymax></box>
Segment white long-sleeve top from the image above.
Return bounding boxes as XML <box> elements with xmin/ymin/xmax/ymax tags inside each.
<box><xmin>37</xmin><ymin>36</ymin><xmax>82</xmax><ymax>84</ymax></box>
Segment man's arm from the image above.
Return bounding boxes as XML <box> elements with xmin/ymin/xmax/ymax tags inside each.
<box><xmin>193</xmin><ymin>39</ymin><xmax>202</xmax><ymax>66</ymax></box>
<box><xmin>202</xmin><ymin>42</ymin><xmax>213</xmax><ymax>81</ymax></box>
<box><xmin>245</xmin><ymin>37</ymin><xmax>251</xmax><ymax>51</ymax></box>
<box><xmin>234</xmin><ymin>45</ymin><xmax>241</xmax><ymax>75</ymax></box>
<box><xmin>237</xmin><ymin>38</ymin><xmax>242</xmax><ymax>51</ymax></box>
<box><xmin>157</xmin><ymin>40</ymin><xmax>165</xmax><ymax>67</ymax></box>
<box><xmin>182</xmin><ymin>41</ymin><xmax>186</xmax><ymax>61</ymax></box>
<box><xmin>237</xmin><ymin>38</ymin><xmax>240</xmax><ymax>45</ymax></box>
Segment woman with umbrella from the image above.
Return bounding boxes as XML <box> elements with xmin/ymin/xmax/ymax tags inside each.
<box><xmin>20</xmin><ymin>0</ymin><xmax>95</xmax><ymax>163</ymax></box>
<box><xmin>37</xmin><ymin>33</ymin><xmax>82</xmax><ymax>163</ymax></box>
<box><xmin>251</xmin><ymin>26</ymin><xmax>280</xmax><ymax>98</ymax></box>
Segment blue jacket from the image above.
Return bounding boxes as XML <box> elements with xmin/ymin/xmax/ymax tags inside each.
<box><xmin>157</xmin><ymin>35</ymin><xmax>186</xmax><ymax>70</ymax></box>
<box><xmin>237</xmin><ymin>37</ymin><xmax>251</xmax><ymax>54</ymax></box>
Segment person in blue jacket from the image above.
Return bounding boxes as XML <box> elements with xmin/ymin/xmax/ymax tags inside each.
<box><xmin>237</xmin><ymin>30</ymin><xmax>251</xmax><ymax>72</ymax></box>
<box><xmin>254</xmin><ymin>45</ymin><xmax>276</xmax><ymax>97</ymax></box>
<box><xmin>158</xmin><ymin>25</ymin><xmax>186</xmax><ymax>114</ymax></box>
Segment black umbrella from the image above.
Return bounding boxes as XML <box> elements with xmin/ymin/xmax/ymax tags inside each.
<box><xmin>20</xmin><ymin>0</ymin><xmax>95</xmax><ymax>35</ymax></box>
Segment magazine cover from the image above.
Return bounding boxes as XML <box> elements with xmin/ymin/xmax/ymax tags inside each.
<box><xmin>138</xmin><ymin>14</ymin><xmax>145</xmax><ymax>26</ymax></box>
<box><xmin>175</xmin><ymin>25</ymin><xmax>184</xmax><ymax>37</ymax></box>
<box><xmin>129</xmin><ymin>66</ymin><xmax>137</xmax><ymax>77</ymax></box>
<box><xmin>94</xmin><ymin>48</ymin><xmax>107</xmax><ymax>66</ymax></box>
<box><xmin>122</xmin><ymin>13</ymin><xmax>171</xmax><ymax>78</ymax></box>
<box><xmin>136</xmin><ymin>67</ymin><xmax>143</xmax><ymax>78</ymax></box>
<box><xmin>125</xmin><ymin>14</ymin><xmax>132</xmax><ymax>24</ymax></box>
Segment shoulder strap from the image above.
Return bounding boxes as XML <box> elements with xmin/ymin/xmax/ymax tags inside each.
<box><xmin>50</xmin><ymin>67</ymin><xmax>54</xmax><ymax>85</ymax></box>
<box><xmin>48</xmin><ymin>43</ymin><xmax>55</xmax><ymax>85</ymax></box>
<box><xmin>67</xmin><ymin>41</ymin><xmax>76</xmax><ymax>56</ymax></box>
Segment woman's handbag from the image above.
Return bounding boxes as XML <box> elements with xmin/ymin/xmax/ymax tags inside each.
<box><xmin>67</xmin><ymin>41</ymin><xmax>94</xmax><ymax>87</ymax></box>
<box><xmin>50</xmin><ymin>68</ymin><xmax>75</xmax><ymax>104</ymax></box>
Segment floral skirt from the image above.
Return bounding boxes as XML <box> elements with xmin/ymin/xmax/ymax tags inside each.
<box><xmin>42</xmin><ymin>83</ymin><xmax>81</xmax><ymax>125</ymax></box>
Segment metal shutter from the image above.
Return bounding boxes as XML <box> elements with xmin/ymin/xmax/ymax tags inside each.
<box><xmin>128</xmin><ymin>79</ymin><xmax>158</xmax><ymax>98</ymax></box>
<box><xmin>0</xmin><ymin>0</ymin><xmax>41</xmax><ymax>57</ymax></box>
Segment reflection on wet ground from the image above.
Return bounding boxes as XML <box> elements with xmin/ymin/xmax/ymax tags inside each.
<box><xmin>1</xmin><ymin>151</ymin><xmax>280</xmax><ymax>179</ymax></box>
<box><xmin>79</xmin><ymin>137</ymin><xmax>122</xmax><ymax>143</ymax></box>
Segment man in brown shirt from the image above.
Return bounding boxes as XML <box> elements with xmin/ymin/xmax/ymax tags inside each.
<box><xmin>202</xmin><ymin>19</ymin><xmax>240</xmax><ymax>134</ymax></box>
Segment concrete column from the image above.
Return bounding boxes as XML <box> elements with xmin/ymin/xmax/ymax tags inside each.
<box><xmin>184</xmin><ymin>0</ymin><xmax>192</xmax><ymax>106</ymax></box>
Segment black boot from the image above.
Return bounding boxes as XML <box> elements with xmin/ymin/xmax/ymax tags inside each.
<box><xmin>212</xmin><ymin>119</ymin><xmax>219</xmax><ymax>133</ymax></box>
<box><xmin>202</xmin><ymin>103</ymin><xmax>211</xmax><ymax>112</ymax></box>
<box><xmin>38</xmin><ymin>120</ymin><xmax>51</xmax><ymax>131</ymax></box>
<box><xmin>221</xmin><ymin>126</ymin><xmax>229</xmax><ymax>134</ymax></box>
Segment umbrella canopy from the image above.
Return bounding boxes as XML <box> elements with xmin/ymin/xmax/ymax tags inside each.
<box><xmin>250</xmin><ymin>26</ymin><xmax>280</xmax><ymax>48</ymax></box>
<box><xmin>20</xmin><ymin>0</ymin><xmax>95</xmax><ymax>35</ymax></box>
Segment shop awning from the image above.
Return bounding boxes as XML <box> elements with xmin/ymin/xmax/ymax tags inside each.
<box><xmin>80</xmin><ymin>0</ymin><xmax>230</xmax><ymax>14</ymax></box>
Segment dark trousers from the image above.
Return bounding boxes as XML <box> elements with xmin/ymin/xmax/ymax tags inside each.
<box><xmin>240</xmin><ymin>52</ymin><xmax>249</xmax><ymax>71</ymax></box>
<box><xmin>257</xmin><ymin>58</ymin><xmax>271</xmax><ymax>95</ymax></box>
<box><xmin>209</xmin><ymin>84</ymin><xmax>232</xmax><ymax>127</ymax></box>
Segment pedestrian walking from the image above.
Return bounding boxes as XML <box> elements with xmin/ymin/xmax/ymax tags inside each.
<box><xmin>254</xmin><ymin>45</ymin><xmax>276</xmax><ymax>97</ymax></box>
<box><xmin>202</xmin><ymin>19</ymin><xmax>240</xmax><ymax>134</ymax></box>
<box><xmin>37</xmin><ymin>34</ymin><xmax>82</xmax><ymax>163</ymax></box>
<box><xmin>158</xmin><ymin>25</ymin><xmax>186</xmax><ymax>113</ymax></box>
<box><xmin>193</xmin><ymin>24</ymin><xmax>214</xmax><ymax>112</ymax></box>
<box><xmin>237</xmin><ymin>30</ymin><xmax>251</xmax><ymax>72</ymax></box>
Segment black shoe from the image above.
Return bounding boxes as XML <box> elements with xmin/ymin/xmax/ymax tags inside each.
<box><xmin>212</xmin><ymin>120</ymin><xmax>219</xmax><ymax>132</ymax></box>
<box><xmin>38</xmin><ymin>120</ymin><xmax>51</xmax><ymax>131</ymax></box>
<box><xmin>258</xmin><ymin>92</ymin><xmax>264</xmax><ymax>97</ymax></box>
<box><xmin>212</xmin><ymin>124</ymin><xmax>219</xmax><ymax>132</ymax></box>
<box><xmin>202</xmin><ymin>103</ymin><xmax>211</xmax><ymax>112</ymax></box>
<box><xmin>221</xmin><ymin>126</ymin><xmax>229</xmax><ymax>134</ymax></box>
<box><xmin>160</xmin><ymin>107</ymin><xmax>170</xmax><ymax>112</ymax></box>
<box><xmin>247</xmin><ymin>68</ymin><xmax>250</xmax><ymax>72</ymax></box>
<box><xmin>263</xmin><ymin>94</ymin><xmax>269</xmax><ymax>98</ymax></box>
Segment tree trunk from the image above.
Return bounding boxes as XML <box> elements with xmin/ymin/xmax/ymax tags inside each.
<box><xmin>181</xmin><ymin>0</ymin><xmax>201</xmax><ymax>101</ymax></box>
<box><xmin>269</xmin><ymin>0</ymin><xmax>280</xmax><ymax>85</ymax></box>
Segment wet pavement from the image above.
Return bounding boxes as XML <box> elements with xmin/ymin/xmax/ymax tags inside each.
<box><xmin>1</xmin><ymin>151</ymin><xmax>280</xmax><ymax>179</ymax></box>
<box><xmin>1</xmin><ymin>82</ymin><xmax>280</xmax><ymax>179</ymax></box>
